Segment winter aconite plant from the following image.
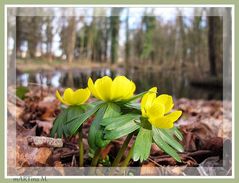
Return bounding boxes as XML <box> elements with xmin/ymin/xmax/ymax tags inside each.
<box><xmin>51</xmin><ymin>75</ymin><xmax>183</xmax><ymax>174</ymax></box>
<box><xmin>51</xmin><ymin>87</ymin><xmax>91</xmax><ymax>166</ymax></box>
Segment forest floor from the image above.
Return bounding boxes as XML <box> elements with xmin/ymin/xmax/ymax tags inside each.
<box><xmin>16</xmin><ymin>59</ymin><xmax>113</xmax><ymax>72</ymax></box>
<box><xmin>16</xmin><ymin>59</ymin><xmax>178</xmax><ymax>73</ymax></box>
<box><xmin>7</xmin><ymin>86</ymin><xmax>232</xmax><ymax>176</ymax></box>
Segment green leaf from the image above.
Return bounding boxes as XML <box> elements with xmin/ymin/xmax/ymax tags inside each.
<box><xmin>67</xmin><ymin>103</ymin><xmax>103</xmax><ymax>135</ymax></box>
<box><xmin>50</xmin><ymin>109</ymin><xmax>67</xmax><ymax>137</ymax></box>
<box><xmin>157</xmin><ymin>129</ymin><xmax>184</xmax><ymax>152</ymax></box>
<box><xmin>120</xmin><ymin>102</ymin><xmax>141</xmax><ymax>115</ymax></box>
<box><xmin>95</xmin><ymin>103</ymin><xmax>121</xmax><ymax>148</ymax></box>
<box><xmin>103</xmin><ymin>102</ymin><xmax>121</xmax><ymax>118</ymax></box>
<box><xmin>62</xmin><ymin>124</ymin><xmax>71</xmax><ymax>137</ymax></box>
<box><xmin>133</xmin><ymin>127</ymin><xmax>152</xmax><ymax>162</ymax></box>
<box><xmin>138</xmin><ymin>117</ymin><xmax>152</xmax><ymax>130</ymax></box>
<box><xmin>104</xmin><ymin>120</ymin><xmax>140</xmax><ymax>140</ymax></box>
<box><xmin>95</xmin><ymin>130</ymin><xmax>111</xmax><ymax>148</ymax></box>
<box><xmin>16</xmin><ymin>86</ymin><xmax>29</xmax><ymax>99</ymax></box>
<box><xmin>64</xmin><ymin>102</ymin><xmax>103</xmax><ymax>124</ymax></box>
<box><xmin>102</xmin><ymin>113</ymin><xmax>140</xmax><ymax>130</ymax></box>
<box><xmin>173</xmin><ymin>127</ymin><xmax>183</xmax><ymax>141</ymax></box>
<box><xmin>91</xmin><ymin>103</ymin><xmax>120</xmax><ymax>148</ymax></box>
<box><xmin>123</xmin><ymin>102</ymin><xmax>141</xmax><ymax>111</ymax></box>
<box><xmin>120</xmin><ymin>91</ymin><xmax>147</xmax><ymax>104</ymax></box>
<box><xmin>153</xmin><ymin>127</ymin><xmax>182</xmax><ymax>162</ymax></box>
<box><xmin>88</xmin><ymin>104</ymin><xmax>108</xmax><ymax>150</ymax></box>
<box><xmin>66</xmin><ymin>106</ymin><xmax>85</xmax><ymax>121</ymax></box>
<box><xmin>87</xmin><ymin>100</ymin><xmax>104</xmax><ymax>109</ymax></box>
<box><xmin>51</xmin><ymin>103</ymin><xmax>101</xmax><ymax>138</ymax></box>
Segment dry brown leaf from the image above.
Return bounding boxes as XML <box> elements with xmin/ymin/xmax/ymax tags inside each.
<box><xmin>16</xmin><ymin>126</ymin><xmax>53</xmax><ymax>166</ymax></box>
<box><xmin>140</xmin><ymin>162</ymin><xmax>159</xmax><ymax>176</ymax></box>
<box><xmin>34</xmin><ymin>147</ymin><xmax>52</xmax><ymax>164</ymax></box>
<box><xmin>38</xmin><ymin>96</ymin><xmax>59</xmax><ymax>121</ymax></box>
<box><xmin>180</xmin><ymin>122</ymin><xmax>217</xmax><ymax>151</ymax></box>
<box><xmin>16</xmin><ymin>125</ymin><xmax>37</xmax><ymax>167</ymax></box>
<box><xmin>8</xmin><ymin>101</ymin><xmax>24</xmax><ymax>125</ymax></box>
<box><xmin>54</xmin><ymin>161</ymin><xmax>65</xmax><ymax>176</ymax></box>
<box><xmin>21</xmin><ymin>93</ymin><xmax>60</xmax><ymax>125</ymax></box>
<box><xmin>33</xmin><ymin>120</ymin><xmax>53</xmax><ymax>135</ymax></box>
<box><xmin>100</xmin><ymin>144</ymin><xmax>114</xmax><ymax>159</ymax></box>
<box><xmin>170</xmin><ymin>166</ymin><xmax>186</xmax><ymax>175</ymax></box>
<box><xmin>151</xmin><ymin>143</ymin><xmax>163</xmax><ymax>156</ymax></box>
<box><xmin>202</xmin><ymin>137</ymin><xmax>223</xmax><ymax>152</ymax></box>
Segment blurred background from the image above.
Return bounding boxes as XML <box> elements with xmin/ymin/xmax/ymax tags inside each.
<box><xmin>9</xmin><ymin>7</ymin><xmax>232</xmax><ymax>100</ymax></box>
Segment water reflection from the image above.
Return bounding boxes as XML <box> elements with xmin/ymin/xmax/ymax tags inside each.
<box><xmin>18</xmin><ymin>73</ymin><xmax>29</xmax><ymax>87</ymax></box>
<box><xmin>51</xmin><ymin>71</ymin><xmax>62</xmax><ymax>88</ymax></box>
<box><xmin>36</xmin><ymin>73</ymin><xmax>48</xmax><ymax>88</ymax></box>
<box><xmin>16</xmin><ymin>68</ymin><xmax>222</xmax><ymax>100</ymax></box>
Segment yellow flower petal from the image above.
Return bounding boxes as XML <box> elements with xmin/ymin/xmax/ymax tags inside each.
<box><xmin>149</xmin><ymin>116</ymin><xmax>174</xmax><ymax>129</ymax></box>
<box><xmin>111</xmin><ymin>76</ymin><xmax>126</xmax><ymax>100</ymax></box>
<box><xmin>155</xmin><ymin>94</ymin><xmax>174</xmax><ymax>114</ymax></box>
<box><xmin>141</xmin><ymin>87</ymin><xmax>181</xmax><ymax>129</ymax></box>
<box><xmin>73</xmin><ymin>88</ymin><xmax>90</xmax><ymax>105</ymax></box>
<box><xmin>95</xmin><ymin>76</ymin><xmax>112</xmax><ymax>101</ymax></box>
<box><xmin>122</xmin><ymin>79</ymin><xmax>136</xmax><ymax>99</ymax></box>
<box><xmin>141</xmin><ymin>87</ymin><xmax>157</xmax><ymax>108</ymax></box>
<box><xmin>124</xmin><ymin>81</ymin><xmax>136</xmax><ymax>99</ymax></box>
<box><xmin>149</xmin><ymin>87</ymin><xmax>157</xmax><ymax>93</ymax></box>
<box><xmin>164</xmin><ymin>110</ymin><xmax>182</xmax><ymax>122</ymax></box>
<box><xmin>131</xmin><ymin>81</ymin><xmax>136</xmax><ymax>93</ymax></box>
<box><xmin>88</xmin><ymin>78</ymin><xmax>102</xmax><ymax>100</ymax></box>
<box><xmin>88</xmin><ymin>76</ymin><xmax>136</xmax><ymax>102</ymax></box>
<box><xmin>63</xmin><ymin>88</ymin><xmax>74</xmax><ymax>104</ymax></box>
<box><xmin>141</xmin><ymin>87</ymin><xmax>157</xmax><ymax>116</ymax></box>
<box><xmin>149</xmin><ymin>110</ymin><xmax>182</xmax><ymax>129</ymax></box>
<box><xmin>147</xmin><ymin>102</ymin><xmax>165</xmax><ymax>120</ymax></box>
<box><xmin>56</xmin><ymin>90</ymin><xmax>70</xmax><ymax>105</ymax></box>
<box><xmin>111</xmin><ymin>76</ymin><xmax>134</xmax><ymax>101</ymax></box>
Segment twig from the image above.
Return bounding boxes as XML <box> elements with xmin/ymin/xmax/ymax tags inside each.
<box><xmin>27</xmin><ymin>136</ymin><xmax>63</xmax><ymax>148</ymax></box>
<box><xmin>148</xmin><ymin>157</ymin><xmax>162</xmax><ymax>167</ymax></box>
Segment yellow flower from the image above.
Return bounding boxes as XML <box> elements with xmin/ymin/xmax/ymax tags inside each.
<box><xmin>88</xmin><ymin>76</ymin><xmax>136</xmax><ymax>102</ymax></box>
<box><xmin>141</xmin><ymin>87</ymin><xmax>182</xmax><ymax>129</ymax></box>
<box><xmin>56</xmin><ymin>88</ymin><xmax>90</xmax><ymax>106</ymax></box>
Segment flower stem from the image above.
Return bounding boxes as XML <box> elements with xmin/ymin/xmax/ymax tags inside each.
<box><xmin>91</xmin><ymin>148</ymin><xmax>101</xmax><ymax>167</ymax></box>
<box><xmin>112</xmin><ymin>132</ymin><xmax>134</xmax><ymax>167</ymax></box>
<box><xmin>89</xmin><ymin>148</ymin><xmax>101</xmax><ymax>175</ymax></box>
<box><xmin>119</xmin><ymin>143</ymin><xmax>135</xmax><ymax>175</ymax></box>
<box><xmin>78</xmin><ymin>126</ymin><xmax>84</xmax><ymax>167</ymax></box>
<box><xmin>121</xmin><ymin>143</ymin><xmax>134</xmax><ymax>167</ymax></box>
<box><xmin>109</xmin><ymin>132</ymin><xmax>134</xmax><ymax>175</ymax></box>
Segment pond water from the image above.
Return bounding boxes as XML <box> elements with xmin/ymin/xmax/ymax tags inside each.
<box><xmin>16</xmin><ymin>67</ymin><xmax>222</xmax><ymax>100</ymax></box>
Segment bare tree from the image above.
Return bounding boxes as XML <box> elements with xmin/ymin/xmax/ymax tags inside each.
<box><xmin>45</xmin><ymin>16</ymin><xmax>54</xmax><ymax>63</ymax></box>
<box><xmin>110</xmin><ymin>8</ymin><xmax>123</xmax><ymax>64</ymax></box>
<box><xmin>125</xmin><ymin>8</ymin><xmax>130</xmax><ymax>67</ymax></box>
<box><xmin>60</xmin><ymin>14</ymin><xmax>77</xmax><ymax>63</ymax></box>
<box><xmin>27</xmin><ymin>16</ymin><xmax>43</xmax><ymax>58</ymax></box>
<box><xmin>207</xmin><ymin>8</ymin><xmax>220</xmax><ymax>77</ymax></box>
<box><xmin>66</xmin><ymin>16</ymin><xmax>77</xmax><ymax>63</ymax></box>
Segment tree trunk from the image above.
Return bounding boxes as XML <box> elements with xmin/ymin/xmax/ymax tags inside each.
<box><xmin>125</xmin><ymin>9</ymin><xmax>130</xmax><ymax>68</ymax></box>
<box><xmin>208</xmin><ymin>14</ymin><xmax>217</xmax><ymax>77</ymax></box>
<box><xmin>110</xmin><ymin>16</ymin><xmax>119</xmax><ymax>64</ymax></box>
<box><xmin>110</xmin><ymin>8</ymin><xmax>122</xmax><ymax>64</ymax></box>
<box><xmin>16</xmin><ymin>16</ymin><xmax>21</xmax><ymax>58</ymax></box>
<box><xmin>66</xmin><ymin>16</ymin><xmax>76</xmax><ymax>64</ymax></box>
<box><xmin>103</xmin><ymin>17</ymin><xmax>108</xmax><ymax>62</ymax></box>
